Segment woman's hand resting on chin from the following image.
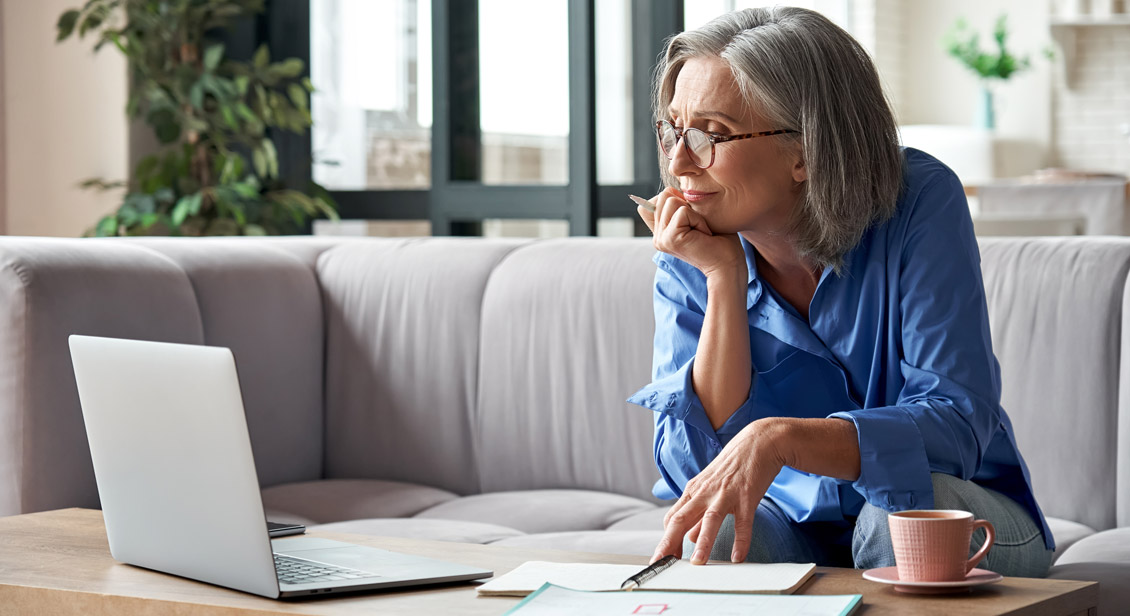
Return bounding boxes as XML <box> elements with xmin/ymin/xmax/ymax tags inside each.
<box><xmin>635</xmin><ymin>187</ymin><xmax>745</xmax><ymax>281</ymax></box>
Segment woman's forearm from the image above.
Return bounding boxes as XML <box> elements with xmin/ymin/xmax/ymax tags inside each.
<box><xmin>765</xmin><ymin>417</ymin><xmax>861</xmax><ymax>481</ymax></box>
<box><xmin>693</xmin><ymin>267</ymin><xmax>752</xmax><ymax>430</ymax></box>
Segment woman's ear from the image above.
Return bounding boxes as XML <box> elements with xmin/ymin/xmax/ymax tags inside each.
<box><xmin>791</xmin><ymin>156</ymin><xmax>808</xmax><ymax>183</ymax></box>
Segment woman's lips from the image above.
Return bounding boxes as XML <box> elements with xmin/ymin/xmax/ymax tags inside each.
<box><xmin>682</xmin><ymin>190</ymin><xmax>716</xmax><ymax>203</ymax></box>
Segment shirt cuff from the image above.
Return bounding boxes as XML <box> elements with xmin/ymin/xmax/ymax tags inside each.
<box><xmin>829</xmin><ymin>406</ymin><xmax>935</xmax><ymax>511</ymax></box>
<box><xmin>627</xmin><ymin>357</ymin><xmax>756</xmax><ymax>445</ymax></box>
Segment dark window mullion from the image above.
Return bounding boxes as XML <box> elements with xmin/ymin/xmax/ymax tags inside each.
<box><xmin>566</xmin><ymin>0</ymin><xmax>597</xmax><ymax>236</ymax></box>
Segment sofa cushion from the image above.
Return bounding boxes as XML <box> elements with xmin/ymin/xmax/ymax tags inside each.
<box><xmin>318</xmin><ymin>239</ymin><xmax>526</xmax><ymax>495</ymax></box>
<box><xmin>606</xmin><ymin>506</ymin><xmax>669</xmax><ymax>531</ymax></box>
<box><xmin>261</xmin><ymin>479</ymin><xmax>458</xmax><ymax>523</ymax></box>
<box><xmin>476</xmin><ymin>239</ymin><xmax>662</xmax><ymax>501</ymax></box>
<box><xmin>0</xmin><ymin>239</ymin><xmax>205</xmax><ymax>516</ymax></box>
<box><xmin>131</xmin><ymin>239</ymin><xmax>327</xmax><ymax>488</ymax></box>
<box><xmin>311</xmin><ymin>518</ymin><xmax>524</xmax><ymax>544</ymax></box>
<box><xmin>1046</xmin><ymin>517</ymin><xmax>1098</xmax><ymax>563</ymax></box>
<box><xmin>492</xmin><ymin>530</ymin><xmax>663</xmax><ymax>557</ymax></box>
<box><xmin>1049</xmin><ymin>527</ymin><xmax>1130</xmax><ymax>614</ymax></box>
<box><xmin>979</xmin><ymin>238</ymin><xmax>1130</xmax><ymax>531</ymax></box>
<box><xmin>413</xmin><ymin>490</ymin><xmax>657</xmax><ymax>533</ymax></box>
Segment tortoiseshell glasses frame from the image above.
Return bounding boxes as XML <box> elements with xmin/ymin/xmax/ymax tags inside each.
<box><xmin>655</xmin><ymin>119</ymin><xmax>800</xmax><ymax>169</ymax></box>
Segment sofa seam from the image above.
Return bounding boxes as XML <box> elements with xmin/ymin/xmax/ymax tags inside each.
<box><xmin>471</xmin><ymin>238</ymin><xmax>536</xmax><ymax>495</ymax></box>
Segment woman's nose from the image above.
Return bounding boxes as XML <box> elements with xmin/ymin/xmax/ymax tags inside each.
<box><xmin>667</xmin><ymin>137</ymin><xmax>701</xmax><ymax>177</ymax></box>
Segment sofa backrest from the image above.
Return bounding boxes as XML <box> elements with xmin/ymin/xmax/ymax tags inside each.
<box><xmin>317</xmin><ymin>238</ymin><xmax>526</xmax><ymax>495</ymax></box>
<box><xmin>3</xmin><ymin>235</ymin><xmax>1130</xmax><ymax>530</ymax></box>
<box><xmin>474</xmin><ymin>238</ymin><xmax>661</xmax><ymax>501</ymax></box>
<box><xmin>0</xmin><ymin>237</ymin><xmax>332</xmax><ymax>516</ymax></box>
<box><xmin>979</xmin><ymin>237</ymin><xmax>1130</xmax><ymax>531</ymax></box>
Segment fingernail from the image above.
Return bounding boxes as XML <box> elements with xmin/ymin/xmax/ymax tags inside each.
<box><xmin>732</xmin><ymin>551</ymin><xmax>742</xmax><ymax>563</ymax></box>
<box><xmin>628</xmin><ymin>194</ymin><xmax>655</xmax><ymax>213</ymax></box>
<box><xmin>691</xmin><ymin>550</ymin><xmax>705</xmax><ymax>564</ymax></box>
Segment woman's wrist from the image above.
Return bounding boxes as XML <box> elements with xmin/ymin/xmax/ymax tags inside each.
<box><xmin>704</xmin><ymin>262</ymin><xmax>747</xmax><ymax>296</ymax></box>
<box><xmin>751</xmin><ymin>417</ymin><xmax>861</xmax><ymax>481</ymax></box>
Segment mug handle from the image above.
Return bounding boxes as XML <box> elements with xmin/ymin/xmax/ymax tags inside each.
<box><xmin>966</xmin><ymin>519</ymin><xmax>996</xmax><ymax>574</ymax></box>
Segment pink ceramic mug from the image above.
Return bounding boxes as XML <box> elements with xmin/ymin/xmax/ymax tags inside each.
<box><xmin>888</xmin><ymin>510</ymin><xmax>995</xmax><ymax>582</ymax></box>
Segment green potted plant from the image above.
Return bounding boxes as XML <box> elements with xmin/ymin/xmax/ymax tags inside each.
<box><xmin>57</xmin><ymin>0</ymin><xmax>337</xmax><ymax>236</ymax></box>
<box><xmin>943</xmin><ymin>15</ymin><xmax>1042</xmax><ymax>130</ymax></box>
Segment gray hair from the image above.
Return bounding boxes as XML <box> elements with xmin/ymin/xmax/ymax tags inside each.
<box><xmin>654</xmin><ymin>7</ymin><xmax>903</xmax><ymax>272</ymax></box>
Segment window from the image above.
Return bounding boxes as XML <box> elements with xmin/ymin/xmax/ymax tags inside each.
<box><xmin>311</xmin><ymin>0</ymin><xmax>432</xmax><ymax>190</ymax></box>
<box><xmin>267</xmin><ymin>1</ymin><xmax>685</xmax><ymax>235</ymax></box>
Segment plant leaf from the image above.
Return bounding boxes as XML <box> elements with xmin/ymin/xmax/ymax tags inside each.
<box><xmin>221</xmin><ymin>105</ymin><xmax>238</xmax><ymax>129</ymax></box>
<box><xmin>287</xmin><ymin>83</ymin><xmax>307</xmax><ymax>111</ymax></box>
<box><xmin>252</xmin><ymin>148</ymin><xmax>267</xmax><ymax>178</ymax></box>
<box><xmin>171</xmin><ymin>192</ymin><xmax>203</xmax><ymax>226</ymax></box>
<box><xmin>56</xmin><ymin>10</ymin><xmax>81</xmax><ymax>42</ymax></box>
<box><xmin>274</xmin><ymin>58</ymin><xmax>304</xmax><ymax>78</ymax></box>
<box><xmin>96</xmin><ymin>215</ymin><xmax>119</xmax><ymax>237</ymax></box>
<box><xmin>204</xmin><ymin>43</ymin><xmax>224</xmax><ymax>71</ymax></box>
<box><xmin>253</xmin><ymin>44</ymin><xmax>270</xmax><ymax>70</ymax></box>
<box><xmin>260</xmin><ymin>138</ymin><xmax>278</xmax><ymax>178</ymax></box>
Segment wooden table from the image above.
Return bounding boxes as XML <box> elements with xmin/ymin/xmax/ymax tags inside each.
<box><xmin>0</xmin><ymin>508</ymin><xmax>1098</xmax><ymax>615</ymax></box>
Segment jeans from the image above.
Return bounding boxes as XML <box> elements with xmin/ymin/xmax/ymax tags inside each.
<box><xmin>684</xmin><ymin>473</ymin><xmax>1054</xmax><ymax>577</ymax></box>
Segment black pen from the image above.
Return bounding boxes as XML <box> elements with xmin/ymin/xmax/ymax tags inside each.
<box><xmin>620</xmin><ymin>555</ymin><xmax>678</xmax><ymax>591</ymax></box>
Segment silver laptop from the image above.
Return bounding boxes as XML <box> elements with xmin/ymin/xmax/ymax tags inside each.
<box><xmin>69</xmin><ymin>335</ymin><xmax>492</xmax><ymax>599</ymax></box>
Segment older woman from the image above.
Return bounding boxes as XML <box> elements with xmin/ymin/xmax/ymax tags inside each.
<box><xmin>628</xmin><ymin>7</ymin><xmax>1053</xmax><ymax>576</ymax></box>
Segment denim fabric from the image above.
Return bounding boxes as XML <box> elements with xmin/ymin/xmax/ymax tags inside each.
<box><xmin>688</xmin><ymin>473</ymin><xmax>1052</xmax><ymax>577</ymax></box>
<box><xmin>684</xmin><ymin>498</ymin><xmax>855</xmax><ymax>567</ymax></box>
<box><xmin>853</xmin><ymin>473</ymin><xmax>1053</xmax><ymax>577</ymax></box>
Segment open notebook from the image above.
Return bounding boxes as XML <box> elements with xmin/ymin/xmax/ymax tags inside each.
<box><xmin>477</xmin><ymin>560</ymin><xmax>816</xmax><ymax>597</ymax></box>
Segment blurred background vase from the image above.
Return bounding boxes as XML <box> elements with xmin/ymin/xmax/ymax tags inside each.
<box><xmin>978</xmin><ymin>85</ymin><xmax>996</xmax><ymax>130</ymax></box>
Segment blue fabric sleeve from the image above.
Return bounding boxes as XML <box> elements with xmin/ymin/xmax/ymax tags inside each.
<box><xmin>627</xmin><ymin>255</ymin><xmax>756</xmax><ymax>499</ymax></box>
<box><xmin>829</xmin><ymin>169</ymin><xmax>1003</xmax><ymax>512</ymax></box>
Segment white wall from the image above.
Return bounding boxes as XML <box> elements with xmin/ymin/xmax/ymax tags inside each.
<box><xmin>1053</xmin><ymin>24</ymin><xmax>1130</xmax><ymax>174</ymax></box>
<box><xmin>899</xmin><ymin>0</ymin><xmax>1054</xmax><ymax>177</ymax></box>
<box><xmin>1</xmin><ymin>0</ymin><xmax>128</xmax><ymax>237</ymax></box>
<box><xmin>0</xmin><ymin>1</ymin><xmax>6</xmax><ymax>235</ymax></box>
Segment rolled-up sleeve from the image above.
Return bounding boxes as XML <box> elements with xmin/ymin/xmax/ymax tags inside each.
<box><xmin>829</xmin><ymin>170</ymin><xmax>1002</xmax><ymax>512</ymax></box>
<box><xmin>627</xmin><ymin>254</ymin><xmax>756</xmax><ymax>499</ymax></box>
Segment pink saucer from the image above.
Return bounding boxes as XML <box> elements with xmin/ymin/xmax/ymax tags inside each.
<box><xmin>862</xmin><ymin>566</ymin><xmax>1003</xmax><ymax>594</ymax></box>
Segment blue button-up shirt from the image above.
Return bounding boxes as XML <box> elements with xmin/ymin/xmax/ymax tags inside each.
<box><xmin>628</xmin><ymin>148</ymin><xmax>1054</xmax><ymax>550</ymax></box>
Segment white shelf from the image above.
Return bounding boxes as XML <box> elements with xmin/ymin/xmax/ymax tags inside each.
<box><xmin>1048</xmin><ymin>17</ymin><xmax>1130</xmax><ymax>88</ymax></box>
<box><xmin>1051</xmin><ymin>15</ymin><xmax>1130</xmax><ymax>26</ymax></box>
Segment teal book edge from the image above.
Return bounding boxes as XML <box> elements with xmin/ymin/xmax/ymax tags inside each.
<box><xmin>503</xmin><ymin>582</ymin><xmax>863</xmax><ymax>616</ymax></box>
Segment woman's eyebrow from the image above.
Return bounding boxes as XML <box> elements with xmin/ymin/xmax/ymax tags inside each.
<box><xmin>665</xmin><ymin>108</ymin><xmax>742</xmax><ymax>124</ymax></box>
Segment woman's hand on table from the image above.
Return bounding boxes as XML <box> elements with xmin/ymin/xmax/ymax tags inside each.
<box><xmin>633</xmin><ymin>188</ymin><xmax>745</xmax><ymax>281</ymax></box>
<box><xmin>650</xmin><ymin>418</ymin><xmax>787</xmax><ymax>565</ymax></box>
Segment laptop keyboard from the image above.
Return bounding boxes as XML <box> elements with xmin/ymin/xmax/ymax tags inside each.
<box><xmin>274</xmin><ymin>553</ymin><xmax>379</xmax><ymax>585</ymax></box>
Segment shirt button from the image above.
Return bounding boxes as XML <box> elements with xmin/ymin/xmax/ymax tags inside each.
<box><xmin>886</xmin><ymin>494</ymin><xmax>893</xmax><ymax>507</ymax></box>
<box><xmin>709</xmin><ymin>439</ymin><xmax>719</xmax><ymax>448</ymax></box>
<box><xmin>666</xmin><ymin>393</ymin><xmax>677</xmax><ymax>408</ymax></box>
<box><xmin>648</xmin><ymin>392</ymin><xmax>658</xmax><ymax>403</ymax></box>
<box><xmin>907</xmin><ymin>492</ymin><xmax>916</xmax><ymax>507</ymax></box>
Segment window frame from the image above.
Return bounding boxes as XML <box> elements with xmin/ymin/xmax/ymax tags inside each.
<box><xmin>259</xmin><ymin>0</ymin><xmax>682</xmax><ymax>236</ymax></box>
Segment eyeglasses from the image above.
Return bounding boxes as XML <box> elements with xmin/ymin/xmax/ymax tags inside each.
<box><xmin>655</xmin><ymin>119</ymin><xmax>799</xmax><ymax>169</ymax></box>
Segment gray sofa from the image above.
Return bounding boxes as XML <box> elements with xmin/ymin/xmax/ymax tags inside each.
<box><xmin>0</xmin><ymin>235</ymin><xmax>1128</xmax><ymax>609</ymax></box>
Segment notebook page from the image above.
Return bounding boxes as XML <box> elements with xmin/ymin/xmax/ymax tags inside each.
<box><xmin>643</xmin><ymin>561</ymin><xmax>816</xmax><ymax>594</ymax></box>
<box><xmin>477</xmin><ymin>560</ymin><xmax>817</xmax><ymax>597</ymax></box>
<box><xmin>504</xmin><ymin>584</ymin><xmax>862</xmax><ymax>616</ymax></box>
<box><xmin>477</xmin><ymin>561</ymin><xmax>642</xmax><ymax>596</ymax></box>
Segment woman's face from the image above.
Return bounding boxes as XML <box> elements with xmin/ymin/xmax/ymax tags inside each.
<box><xmin>665</xmin><ymin>55</ymin><xmax>806</xmax><ymax>236</ymax></box>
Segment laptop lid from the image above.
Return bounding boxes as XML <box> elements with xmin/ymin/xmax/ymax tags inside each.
<box><xmin>69</xmin><ymin>335</ymin><xmax>281</xmax><ymax>598</ymax></box>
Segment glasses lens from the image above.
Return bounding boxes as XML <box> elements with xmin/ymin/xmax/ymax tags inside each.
<box><xmin>683</xmin><ymin>129</ymin><xmax>712</xmax><ymax>167</ymax></box>
<box><xmin>658</xmin><ymin>122</ymin><xmax>678</xmax><ymax>159</ymax></box>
